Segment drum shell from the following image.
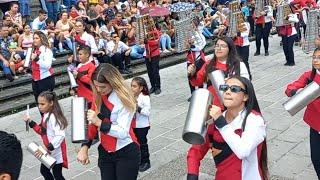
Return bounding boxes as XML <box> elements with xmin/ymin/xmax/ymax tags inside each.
<box><xmin>68</xmin><ymin>70</ymin><xmax>78</xmax><ymax>89</ymax></box>
<box><xmin>208</xmin><ymin>70</ymin><xmax>225</xmax><ymax>103</ymax></box>
<box><xmin>182</xmin><ymin>88</ymin><xmax>213</xmax><ymax>144</ymax></box>
<box><xmin>71</xmin><ymin>97</ymin><xmax>88</xmax><ymax>143</ymax></box>
<box><xmin>283</xmin><ymin>81</ymin><xmax>320</xmax><ymax>116</ymax></box>
<box><xmin>23</xmin><ymin>48</ymin><xmax>33</xmax><ymax>68</ymax></box>
<box><xmin>27</xmin><ymin>142</ymin><xmax>57</xmax><ymax>169</ymax></box>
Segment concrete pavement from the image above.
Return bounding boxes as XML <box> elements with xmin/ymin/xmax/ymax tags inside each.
<box><xmin>0</xmin><ymin>35</ymin><xmax>318</xmax><ymax>180</ymax></box>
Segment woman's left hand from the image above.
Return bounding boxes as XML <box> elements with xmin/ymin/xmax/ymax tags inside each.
<box><xmin>209</xmin><ymin>105</ymin><xmax>222</xmax><ymax>121</ymax></box>
<box><xmin>87</xmin><ymin>110</ymin><xmax>101</xmax><ymax>127</ymax></box>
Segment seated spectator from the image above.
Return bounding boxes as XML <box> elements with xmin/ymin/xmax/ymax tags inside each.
<box><xmin>56</xmin><ymin>11</ymin><xmax>73</xmax><ymax>51</ymax></box>
<box><xmin>43</xmin><ymin>18</ymin><xmax>57</xmax><ymax>49</ymax></box>
<box><xmin>0</xmin><ymin>53</ymin><xmax>14</xmax><ymax>82</ymax></box>
<box><xmin>9</xmin><ymin>52</ymin><xmax>26</xmax><ymax>77</ymax></box>
<box><xmin>113</xmin><ymin>13</ymin><xmax>131</xmax><ymax>40</ymax></box>
<box><xmin>0</xmin><ymin>131</ymin><xmax>23</xmax><ymax>180</ymax></box>
<box><xmin>31</xmin><ymin>10</ymin><xmax>47</xmax><ymax>31</ymax></box>
<box><xmin>127</xmin><ymin>19</ymin><xmax>145</xmax><ymax>59</ymax></box>
<box><xmin>163</xmin><ymin>16</ymin><xmax>175</xmax><ymax>41</ymax></box>
<box><xmin>17</xmin><ymin>24</ymin><xmax>33</xmax><ymax>51</ymax></box>
<box><xmin>122</xmin><ymin>4</ymin><xmax>132</xmax><ymax>21</ymax></box>
<box><xmin>137</xmin><ymin>0</ymin><xmax>148</xmax><ymax>10</ymax></box>
<box><xmin>94</xmin><ymin>32</ymin><xmax>112</xmax><ymax>63</ymax></box>
<box><xmin>99</xmin><ymin>19</ymin><xmax>116</xmax><ymax>35</ymax></box>
<box><xmin>106</xmin><ymin>32</ymin><xmax>132</xmax><ymax>74</ymax></box>
<box><xmin>2</xmin><ymin>15</ymin><xmax>20</xmax><ymax>42</ymax></box>
<box><xmin>157</xmin><ymin>22</ymin><xmax>174</xmax><ymax>53</ymax></box>
<box><xmin>95</xmin><ymin>0</ymin><xmax>108</xmax><ymax>15</ymax></box>
<box><xmin>76</xmin><ymin>1</ymin><xmax>88</xmax><ymax>18</ymax></box>
<box><xmin>130</xmin><ymin>1</ymin><xmax>139</xmax><ymax>14</ymax></box>
<box><xmin>5</xmin><ymin>2</ymin><xmax>23</xmax><ymax>31</ymax></box>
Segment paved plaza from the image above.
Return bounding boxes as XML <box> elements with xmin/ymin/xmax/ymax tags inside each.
<box><xmin>0</xmin><ymin>35</ymin><xmax>318</xmax><ymax>180</ymax></box>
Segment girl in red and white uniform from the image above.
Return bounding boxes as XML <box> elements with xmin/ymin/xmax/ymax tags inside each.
<box><xmin>187</xmin><ymin>76</ymin><xmax>269</xmax><ymax>180</ymax></box>
<box><xmin>253</xmin><ymin>5</ymin><xmax>273</xmax><ymax>56</ymax></box>
<box><xmin>31</xmin><ymin>31</ymin><xmax>55</xmax><ymax>104</ymax></box>
<box><xmin>77</xmin><ymin>64</ymin><xmax>140</xmax><ymax>180</ymax></box>
<box><xmin>285</xmin><ymin>48</ymin><xmax>320</xmax><ymax>178</ymax></box>
<box><xmin>131</xmin><ymin>77</ymin><xmax>152</xmax><ymax>172</ymax></box>
<box><xmin>278</xmin><ymin>8</ymin><xmax>299</xmax><ymax>66</ymax></box>
<box><xmin>188</xmin><ymin>37</ymin><xmax>249</xmax><ymax>109</ymax></box>
<box><xmin>234</xmin><ymin>21</ymin><xmax>252</xmax><ymax>80</ymax></box>
<box><xmin>25</xmin><ymin>91</ymin><xmax>68</xmax><ymax>180</ymax></box>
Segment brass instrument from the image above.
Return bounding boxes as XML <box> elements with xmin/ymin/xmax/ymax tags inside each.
<box><xmin>302</xmin><ymin>9</ymin><xmax>320</xmax><ymax>54</ymax></box>
<box><xmin>275</xmin><ymin>3</ymin><xmax>293</xmax><ymax>27</ymax></box>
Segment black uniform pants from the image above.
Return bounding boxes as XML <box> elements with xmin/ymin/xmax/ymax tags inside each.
<box><xmin>111</xmin><ymin>53</ymin><xmax>126</xmax><ymax>70</ymax></box>
<box><xmin>134</xmin><ymin>127</ymin><xmax>150</xmax><ymax>164</ymax></box>
<box><xmin>40</xmin><ymin>163</ymin><xmax>65</xmax><ymax>180</ymax></box>
<box><xmin>145</xmin><ymin>56</ymin><xmax>161</xmax><ymax>89</ymax></box>
<box><xmin>32</xmin><ymin>75</ymin><xmax>55</xmax><ymax>103</ymax></box>
<box><xmin>98</xmin><ymin>143</ymin><xmax>140</xmax><ymax>180</ymax></box>
<box><xmin>310</xmin><ymin>128</ymin><xmax>320</xmax><ymax>179</ymax></box>
<box><xmin>282</xmin><ymin>35</ymin><xmax>296</xmax><ymax>64</ymax></box>
<box><xmin>236</xmin><ymin>45</ymin><xmax>252</xmax><ymax>80</ymax></box>
<box><xmin>255</xmin><ymin>22</ymin><xmax>272</xmax><ymax>53</ymax></box>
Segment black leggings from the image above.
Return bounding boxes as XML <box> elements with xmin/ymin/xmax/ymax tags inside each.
<box><xmin>98</xmin><ymin>143</ymin><xmax>140</xmax><ymax>180</ymax></box>
<box><xmin>236</xmin><ymin>45</ymin><xmax>251</xmax><ymax>80</ymax></box>
<box><xmin>134</xmin><ymin>127</ymin><xmax>150</xmax><ymax>164</ymax></box>
<box><xmin>255</xmin><ymin>22</ymin><xmax>272</xmax><ymax>53</ymax></box>
<box><xmin>32</xmin><ymin>76</ymin><xmax>55</xmax><ymax>103</ymax></box>
<box><xmin>40</xmin><ymin>163</ymin><xmax>65</xmax><ymax>180</ymax></box>
<box><xmin>310</xmin><ymin>128</ymin><xmax>320</xmax><ymax>179</ymax></box>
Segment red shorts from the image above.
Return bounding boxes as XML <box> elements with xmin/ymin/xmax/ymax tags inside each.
<box><xmin>14</xmin><ymin>61</ymin><xmax>23</xmax><ymax>71</ymax></box>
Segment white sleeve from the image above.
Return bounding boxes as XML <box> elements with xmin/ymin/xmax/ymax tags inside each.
<box><xmin>266</xmin><ymin>6</ymin><xmax>273</xmax><ymax>17</ymax></box>
<box><xmin>120</xmin><ymin>41</ymin><xmax>129</xmax><ymax>52</ymax></box>
<box><xmin>139</xmin><ymin>95</ymin><xmax>151</xmax><ymax>116</ymax></box>
<box><xmin>288</xmin><ymin>14</ymin><xmax>299</xmax><ymax>23</ymax></box>
<box><xmin>37</xmin><ymin>48</ymin><xmax>53</xmax><ymax>70</ymax></box>
<box><xmin>108</xmin><ymin>93</ymin><xmax>134</xmax><ymax>139</ymax></box>
<box><xmin>31</xmin><ymin>20</ymin><xmax>38</xmax><ymax>30</ymax></box>
<box><xmin>190</xmin><ymin>32</ymin><xmax>206</xmax><ymax>52</ymax></box>
<box><xmin>88</xmin><ymin>35</ymin><xmax>99</xmax><ymax>54</ymax></box>
<box><xmin>217</xmin><ymin>114</ymin><xmax>266</xmax><ymax>159</ymax></box>
<box><xmin>49</xmin><ymin>115</ymin><xmax>65</xmax><ymax>149</ymax></box>
<box><xmin>240</xmin><ymin>62</ymin><xmax>250</xmax><ymax>79</ymax></box>
<box><xmin>240</xmin><ymin>23</ymin><xmax>250</xmax><ymax>38</ymax></box>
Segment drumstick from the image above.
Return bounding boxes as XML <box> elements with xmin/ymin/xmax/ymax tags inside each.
<box><xmin>26</xmin><ymin>104</ymin><xmax>29</xmax><ymax>132</ymax></box>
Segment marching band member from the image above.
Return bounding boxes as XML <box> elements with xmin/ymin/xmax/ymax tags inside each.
<box><xmin>188</xmin><ymin>37</ymin><xmax>249</xmax><ymax>109</ymax></box>
<box><xmin>77</xmin><ymin>64</ymin><xmax>140</xmax><ymax>180</ymax></box>
<box><xmin>233</xmin><ymin>20</ymin><xmax>252</xmax><ymax>80</ymax></box>
<box><xmin>253</xmin><ymin>4</ymin><xmax>273</xmax><ymax>56</ymax></box>
<box><xmin>285</xmin><ymin>48</ymin><xmax>320</xmax><ymax>179</ymax></box>
<box><xmin>70</xmin><ymin>45</ymin><xmax>96</xmax><ymax>108</ymax></box>
<box><xmin>68</xmin><ymin>19</ymin><xmax>98</xmax><ymax>65</ymax></box>
<box><xmin>278</xmin><ymin>10</ymin><xmax>299</xmax><ymax>66</ymax></box>
<box><xmin>186</xmin><ymin>17</ymin><xmax>207</xmax><ymax>101</ymax></box>
<box><xmin>24</xmin><ymin>91</ymin><xmax>68</xmax><ymax>180</ymax></box>
<box><xmin>31</xmin><ymin>31</ymin><xmax>55</xmax><ymax>104</ymax></box>
<box><xmin>187</xmin><ymin>76</ymin><xmax>269</xmax><ymax>180</ymax></box>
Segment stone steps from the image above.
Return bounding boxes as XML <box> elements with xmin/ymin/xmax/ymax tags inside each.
<box><xmin>0</xmin><ymin>43</ymin><xmax>215</xmax><ymax>117</ymax></box>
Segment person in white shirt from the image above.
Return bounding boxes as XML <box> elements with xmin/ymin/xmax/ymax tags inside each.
<box><xmin>31</xmin><ymin>10</ymin><xmax>47</xmax><ymax>31</ymax></box>
<box><xmin>106</xmin><ymin>32</ymin><xmax>132</xmax><ymax>74</ymax></box>
<box><xmin>137</xmin><ymin>0</ymin><xmax>148</xmax><ymax>10</ymax></box>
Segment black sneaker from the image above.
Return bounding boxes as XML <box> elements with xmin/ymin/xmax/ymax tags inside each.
<box><xmin>288</xmin><ymin>63</ymin><xmax>295</xmax><ymax>66</ymax></box>
<box><xmin>150</xmin><ymin>87</ymin><xmax>155</xmax><ymax>94</ymax></box>
<box><xmin>265</xmin><ymin>52</ymin><xmax>269</xmax><ymax>56</ymax></box>
<box><xmin>187</xmin><ymin>97</ymin><xmax>191</xmax><ymax>102</ymax></box>
<box><xmin>155</xmin><ymin>89</ymin><xmax>161</xmax><ymax>95</ymax></box>
<box><xmin>254</xmin><ymin>52</ymin><xmax>260</xmax><ymax>56</ymax></box>
<box><xmin>139</xmin><ymin>162</ymin><xmax>151</xmax><ymax>172</ymax></box>
<box><xmin>284</xmin><ymin>62</ymin><xmax>290</xmax><ymax>66</ymax></box>
<box><xmin>125</xmin><ymin>67</ymin><xmax>132</xmax><ymax>73</ymax></box>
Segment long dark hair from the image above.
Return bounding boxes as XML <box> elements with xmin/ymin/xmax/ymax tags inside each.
<box><xmin>310</xmin><ymin>48</ymin><xmax>320</xmax><ymax>81</ymax></box>
<box><xmin>206</xmin><ymin>37</ymin><xmax>242</xmax><ymax>77</ymax></box>
<box><xmin>228</xmin><ymin>75</ymin><xmax>269</xmax><ymax>180</ymax></box>
<box><xmin>38</xmin><ymin>91</ymin><xmax>68</xmax><ymax>130</ymax></box>
<box><xmin>132</xmin><ymin>77</ymin><xmax>149</xmax><ymax>96</ymax></box>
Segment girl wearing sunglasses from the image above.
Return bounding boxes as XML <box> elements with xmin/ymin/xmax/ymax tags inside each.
<box><xmin>285</xmin><ymin>48</ymin><xmax>320</xmax><ymax>179</ymax></box>
<box><xmin>187</xmin><ymin>76</ymin><xmax>269</xmax><ymax>180</ymax></box>
<box><xmin>188</xmin><ymin>36</ymin><xmax>249</xmax><ymax>110</ymax></box>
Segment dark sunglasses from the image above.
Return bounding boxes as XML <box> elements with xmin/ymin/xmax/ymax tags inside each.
<box><xmin>219</xmin><ymin>84</ymin><xmax>247</xmax><ymax>93</ymax></box>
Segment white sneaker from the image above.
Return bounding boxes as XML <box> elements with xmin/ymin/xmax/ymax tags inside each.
<box><xmin>13</xmin><ymin>76</ymin><xmax>19</xmax><ymax>79</ymax></box>
<box><xmin>163</xmin><ymin>49</ymin><xmax>170</xmax><ymax>53</ymax></box>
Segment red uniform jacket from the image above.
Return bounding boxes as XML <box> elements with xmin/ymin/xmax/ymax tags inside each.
<box><xmin>76</xmin><ymin>61</ymin><xmax>96</xmax><ymax>103</ymax></box>
<box><xmin>285</xmin><ymin>70</ymin><xmax>320</xmax><ymax>132</ymax></box>
<box><xmin>145</xmin><ymin>31</ymin><xmax>160</xmax><ymax>59</ymax></box>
